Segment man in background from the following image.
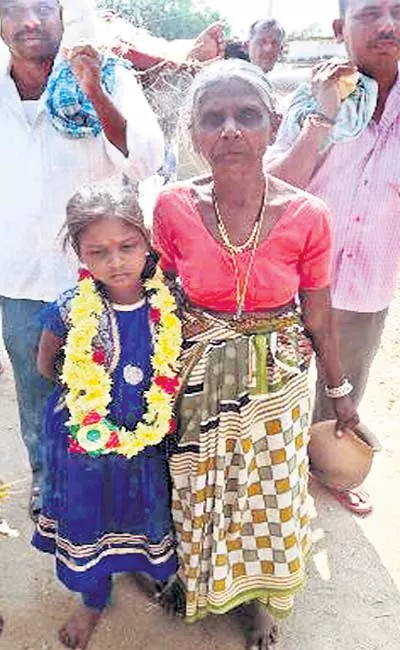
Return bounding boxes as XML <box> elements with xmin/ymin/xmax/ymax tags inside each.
<box><xmin>266</xmin><ymin>0</ymin><xmax>400</xmax><ymax>515</ymax></box>
<box><xmin>0</xmin><ymin>0</ymin><xmax>164</xmax><ymax>520</ymax></box>
<box><xmin>248</xmin><ymin>18</ymin><xmax>286</xmax><ymax>74</ymax></box>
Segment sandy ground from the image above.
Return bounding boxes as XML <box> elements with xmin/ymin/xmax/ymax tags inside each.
<box><xmin>1</xmin><ymin>297</ymin><xmax>400</xmax><ymax>650</ymax></box>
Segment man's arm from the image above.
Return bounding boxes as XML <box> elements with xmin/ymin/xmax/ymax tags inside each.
<box><xmin>87</xmin><ymin>85</ymin><xmax>129</xmax><ymax>156</ymax></box>
<box><xmin>266</xmin><ymin>61</ymin><xmax>356</xmax><ymax>188</ymax></box>
<box><xmin>186</xmin><ymin>22</ymin><xmax>226</xmax><ymax>62</ymax></box>
<box><xmin>266</xmin><ymin>118</ymin><xmax>331</xmax><ymax>189</ymax></box>
<box><xmin>107</xmin><ymin>66</ymin><xmax>165</xmax><ymax>179</ymax></box>
<box><xmin>68</xmin><ymin>45</ymin><xmax>164</xmax><ymax>179</ymax></box>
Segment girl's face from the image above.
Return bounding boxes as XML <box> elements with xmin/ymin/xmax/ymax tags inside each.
<box><xmin>78</xmin><ymin>218</ymin><xmax>148</xmax><ymax>302</ymax></box>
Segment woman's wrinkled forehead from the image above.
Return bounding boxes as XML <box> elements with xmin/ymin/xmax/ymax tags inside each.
<box><xmin>194</xmin><ymin>77</ymin><xmax>271</xmax><ymax>118</ymax></box>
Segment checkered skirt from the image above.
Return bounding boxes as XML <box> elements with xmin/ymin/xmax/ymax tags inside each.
<box><xmin>170</xmin><ymin>310</ymin><xmax>313</xmax><ymax>621</ymax></box>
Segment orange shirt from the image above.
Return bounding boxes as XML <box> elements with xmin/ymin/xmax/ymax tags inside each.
<box><xmin>153</xmin><ymin>184</ymin><xmax>332</xmax><ymax>312</ymax></box>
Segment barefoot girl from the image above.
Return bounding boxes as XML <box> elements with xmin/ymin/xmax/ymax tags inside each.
<box><xmin>32</xmin><ymin>176</ymin><xmax>181</xmax><ymax>649</ymax></box>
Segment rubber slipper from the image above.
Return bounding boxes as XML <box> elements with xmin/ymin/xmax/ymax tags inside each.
<box><xmin>328</xmin><ymin>486</ymin><xmax>373</xmax><ymax>517</ymax></box>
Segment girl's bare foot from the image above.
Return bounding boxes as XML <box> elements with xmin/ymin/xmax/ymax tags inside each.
<box><xmin>237</xmin><ymin>601</ymin><xmax>279</xmax><ymax>650</ymax></box>
<box><xmin>58</xmin><ymin>605</ymin><xmax>101</xmax><ymax>649</ymax></box>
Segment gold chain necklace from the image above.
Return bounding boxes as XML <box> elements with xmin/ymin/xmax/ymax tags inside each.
<box><xmin>212</xmin><ymin>183</ymin><xmax>268</xmax><ymax>254</ymax></box>
<box><xmin>213</xmin><ymin>180</ymin><xmax>268</xmax><ymax>319</ymax></box>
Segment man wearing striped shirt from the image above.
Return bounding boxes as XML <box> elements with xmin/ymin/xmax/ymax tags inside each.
<box><xmin>266</xmin><ymin>0</ymin><xmax>400</xmax><ymax>515</ymax></box>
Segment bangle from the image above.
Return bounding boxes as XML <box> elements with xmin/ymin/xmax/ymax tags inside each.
<box><xmin>324</xmin><ymin>378</ymin><xmax>353</xmax><ymax>399</ymax></box>
<box><xmin>304</xmin><ymin>113</ymin><xmax>335</xmax><ymax>130</ymax></box>
<box><xmin>311</xmin><ymin>111</ymin><xmax>336</xmax><ymax>125</ymax></box>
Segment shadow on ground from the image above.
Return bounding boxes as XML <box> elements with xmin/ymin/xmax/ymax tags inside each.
<box><xmin>2</xmin><ymin>304</ymin><xmax>400</xmax><ymax>650</ymax></box>
<box><xmin>1</xmin><ymin>475</ymin><xmax>400</xmax><ymax>650</ymax></box>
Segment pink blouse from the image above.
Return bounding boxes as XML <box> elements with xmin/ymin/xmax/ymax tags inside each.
<box><xmin>153</xmin><ymin>184</ymin><xmax>332</xmax><ymax>312</ymax></box>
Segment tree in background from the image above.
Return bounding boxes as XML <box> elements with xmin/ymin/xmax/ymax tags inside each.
<box><xmin>288</xmin><ymin>22</ymin><xmax>323</xmax><ymax>39</ymax></box>
<box><xmin>97</xmin><ymin>0</ymin><xmax>223</xmax><ymax>40</ymax></box>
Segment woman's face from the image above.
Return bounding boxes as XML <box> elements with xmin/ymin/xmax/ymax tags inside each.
<box><xmin>192</xmin><ymin>78</ymin><xmax>271</xmax><ymax>171</ymax></box>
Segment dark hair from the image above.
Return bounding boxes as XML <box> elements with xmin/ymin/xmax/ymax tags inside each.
<box><xmin>141</xmin><ymin>247</ymin><xmax>159</xmax><ymax>281</ymax></box>
<box><xmin>249</xmin><ymin>19</ymin><xmax>286</xmax><ymax>43</ymax></box>
<box><xmin>62</xmin><ymin>174</ymin><xmax>148</xmax><ymax>255</ymax></box>
<box><xmin>224</xmin><ymin>40</ymin><xmax>250</xmax><ymax>62</ymax></box>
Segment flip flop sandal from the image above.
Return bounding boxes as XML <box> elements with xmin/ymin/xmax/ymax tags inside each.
<box><xmin>329</xmin><ymin>486</ymin><xmax>373</xmax><ymax>517</ymax></box>
<box><xmin>29</xmin><ymin>485</ymin><xmax>41</xmax><ymax>523</ymax></box>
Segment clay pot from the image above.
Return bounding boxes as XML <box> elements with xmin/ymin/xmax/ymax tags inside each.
<box><xmin>308</xmin><ymin>421</ymin><xmax>381</xmax><ymax>491</ymax></box>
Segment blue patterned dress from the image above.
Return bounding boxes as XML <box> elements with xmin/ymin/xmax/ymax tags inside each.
<box><xmin>32</xmin><ymin>298</ymin><xmax>177</xmax><ymax>602</ymax></box>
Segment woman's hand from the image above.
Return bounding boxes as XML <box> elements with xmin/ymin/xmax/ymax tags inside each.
<box><xmin>333</xmin><ymin>396</ymin><xmax>360</xmax><ymax>437</ymax></box>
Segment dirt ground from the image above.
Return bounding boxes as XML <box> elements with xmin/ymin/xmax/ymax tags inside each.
<box><xmin>1</xmin><ymin>297</ymin><xmax>400</xmax><ymax>650</ymax></box>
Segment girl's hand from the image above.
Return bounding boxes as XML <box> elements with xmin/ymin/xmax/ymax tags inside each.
<box><xmin>66</xmin><ymin>44</ymin><xmax>102</xmax><ymax>97</ymax></box>
<box><xmin>333</xmin><ymin>396</ymin><xmax>360</xmax><ymax>438</ymax></box>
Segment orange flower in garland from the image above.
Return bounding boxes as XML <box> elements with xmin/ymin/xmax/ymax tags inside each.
<box><xmin>62</xmin><ymin>268</ymin><xmax>182</xmax><ymax>459</ymax></box>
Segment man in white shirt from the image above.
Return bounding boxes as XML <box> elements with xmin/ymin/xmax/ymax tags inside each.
<box><xmin>247</xmin><ymin>19</ymin><xmax>286</xmax><ymax>141</ymax></box>
<box><xmin>248</xmin><ymin>19</ymin><xmax>285</xmax><ymax>74</ymax></box>
<box><xmin>0</xmin><ymin>0</ymin><xmax>164</xmax><ymax>520</ymax></box>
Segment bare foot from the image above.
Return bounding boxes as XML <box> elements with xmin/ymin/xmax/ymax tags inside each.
<box><xmin>58</xmin><ymin>605</ymin><xmax>101</xmax><ymax>649</ymax></box>
<box><xmin>237</xmin><ymin>601</ymin><xmax>279</xmax><ymax>650</ymax></box>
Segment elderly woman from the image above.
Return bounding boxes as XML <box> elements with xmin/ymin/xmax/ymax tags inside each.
<box><xmin>153</xmin><ymin>59</ymin><xmax>358</xmax><ymax>649</ymax></box>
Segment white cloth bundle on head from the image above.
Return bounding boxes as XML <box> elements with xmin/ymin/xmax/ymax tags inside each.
<box><xmin>59</xmin><ymin>0</ymin><xmax>99</xmax><ymax>47</ymax></box>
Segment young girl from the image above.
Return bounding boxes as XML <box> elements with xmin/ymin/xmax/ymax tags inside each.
<box><xmin>32</xmin><ymin>175</ymin><xmax>181</xmax><ymax>650</ymax></box>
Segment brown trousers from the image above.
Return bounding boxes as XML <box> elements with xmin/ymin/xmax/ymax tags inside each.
<box><xmin>312</xmin><ymin>308</ymin><xmax>388</xmax><ymax>423</ymax></box>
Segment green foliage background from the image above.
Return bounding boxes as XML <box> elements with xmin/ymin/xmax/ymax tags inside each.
<box><xmin>97</xmin><ymin>0</ymin><xmax>223</xmax><ymax>40</ymax></box>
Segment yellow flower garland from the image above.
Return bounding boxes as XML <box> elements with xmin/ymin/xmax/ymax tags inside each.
<box><xmin>62</xmin><ymin>269</ymin><xmax>182</xmax><ymax>459</ymax></box>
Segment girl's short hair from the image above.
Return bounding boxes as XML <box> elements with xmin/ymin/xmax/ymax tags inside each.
<box><xmin>63</xmin><ymin>174</ymin><xmax>149</xmax><ymax>254</ymax></box>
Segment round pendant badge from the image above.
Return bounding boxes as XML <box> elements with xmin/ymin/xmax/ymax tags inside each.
<box><xmin>123</xmin><ymin>365</ymin><xmax>144</xmax><ymax>386</ymax></box>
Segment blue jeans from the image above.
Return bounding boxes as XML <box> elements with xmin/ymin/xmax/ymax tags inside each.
<box><xmin>1</xmin><ymin>297</ymin><xmax>54</xmax><ymax>482</ymax></box>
